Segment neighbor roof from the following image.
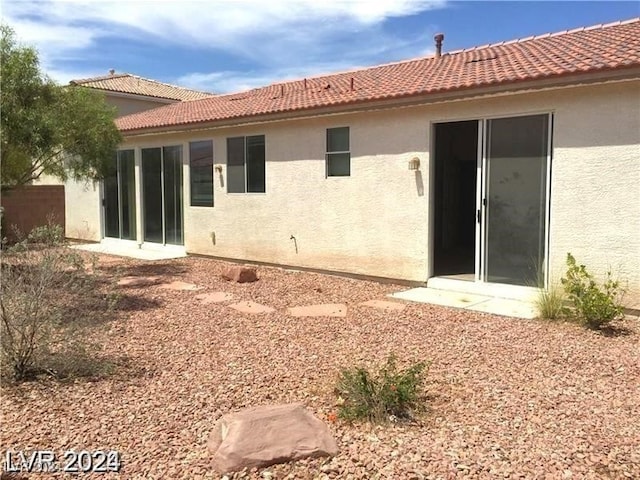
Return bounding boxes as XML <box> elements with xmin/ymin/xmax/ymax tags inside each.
<box><xmin>116</xmin><ymin>18</ymin><xmax>640</xmax><ymax>133</ymax></box>
<box><xmin>70</xmin><ymin>73</ymin><xmax>213</xmax><ymax>102</ymax></box>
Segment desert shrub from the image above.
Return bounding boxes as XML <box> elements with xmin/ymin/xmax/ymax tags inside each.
<box><xmin>335</xmin><ymin>354</ymin><xmax>427</xmax><ymax>423</ymax></box>
<box><xmin>536</xmin><ymin>283</ymin><xmax>568</xmax><ymax>320</ymax></box>
<box><xmin>26</xmin><ymin>220</ymin><xmax>64</xmax><ymax>246</ymax></box>
<box><xmin>1</xmin><ymin>227</ymin><xmax>110</xmax><ymax>381</ymax></box>
<box><xmin>560</xmin><ymin>253</ymin><xmax>624</xmax><ymax>329</ymax></box>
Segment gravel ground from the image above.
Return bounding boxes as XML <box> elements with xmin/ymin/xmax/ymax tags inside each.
<box><xmin>2</xmin><ymin>255</ymin><xmax>639</xmax><ymax>479</ymax></box>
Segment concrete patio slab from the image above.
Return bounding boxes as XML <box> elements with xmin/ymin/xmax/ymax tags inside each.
<box><xmin>71</xmin><ymin>242</ymin><xmax>186</xmax><ymax>261</ymax></box>
<box><xmin>391</xmin><ymin>288</ymin><xmax>491</xmax><ymax>308</ymax></box>
<box><xmin>359</xmin><ymin>299</ymin><xmax>406</xmax><ymax>311</ymax></box>
<box><xmin>288</xmin><ymin>304</ymin><xmax>347</xmax><ymax>317</ymax></box>
<box><xmin>195</xmin><ymin>292</ymin><xmax>235</xmax><ymax>304</ymax></box>
<box><xmin>467</xmin><ymin>298</ymin><xmax>538</xmax><ymax>319</ymax></box>
<box><xmin>159</xmin><ymin>280</ymin><xmax>203</xmax><ymax>291</ymax></box>
<box><xmin>117</xmin><ymin>276</ymin><xmax>162</xmax><ymax>287</ymax></box>
<box><xmin>389</xmin><ymin>287</ymin><xmax>538</xmax><ymax>319</ymax></box>
<box><xmin>229</xmin><ymin>301</ymin><xmax>275</xmax><ymax>314</ymax></box>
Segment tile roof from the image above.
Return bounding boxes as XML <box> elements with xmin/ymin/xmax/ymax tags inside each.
<box><xmin>70</xmin><ymin>73</ymin><xmax>213</xmax><ymax>101</ymax></box>
<box><xmin>116</xmin><ymin>18</ymin><xmax>640</xmax><ymax>133</ymax></box>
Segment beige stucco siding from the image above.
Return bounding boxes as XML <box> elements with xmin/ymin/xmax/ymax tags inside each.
<box><xmin>119</xmin><ymin>80</ymin><xmax>639</xmax><ymax>301</ymax></box>
<box><xmin>64</xmin><ymin>179</ymin><xmax>102</xmax><ymax>241</ymax></box>
<box><xmin>125</xmin><ymin>113</ymin><xmax>431</xmax><ymax>279</ymax></box>
<box><xmin>549</xmin><ymin>81</ymin><xmax>640</xmax><ymax>303</ymax></box>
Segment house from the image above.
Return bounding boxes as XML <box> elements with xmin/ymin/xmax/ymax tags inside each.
<box><xmin>71</xmin><ymin>19</ymin><xmax>640</xmax><ymax>304</ymax></box>
<box><xmin>69</xmin><ymin>70</ymin><xmax>213</xmax><ymax>115</ymax></box>
<box><xmin>60</xmin><ymin>71</ymin><xmax>212</xmax><ymax>240</ymax></box>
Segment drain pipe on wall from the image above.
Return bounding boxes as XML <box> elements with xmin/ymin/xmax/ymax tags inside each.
<box><xmin>290</xmin><ymin>235</ymin><xmax>298</xmax><ymax>254</ymax></box>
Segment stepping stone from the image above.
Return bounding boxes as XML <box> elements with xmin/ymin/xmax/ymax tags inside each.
<box><xmin>288</xmin><ymin>304</ymin><xmax>347</xmax><ymax>317</ymax></box>
<box><xmin>195</xmin><ymin>291</ymin><xmax>234</xmax><ymax>304</ymax></box>
<box><xmin>117</xmin><ymin>275</ymin><xmax>162</xmax><ymax>287</ymax></box>
<box><xmin>359</xmin><ymin>299</ymin><xmax>406</xmax><ymax>311</ymax></box>
<box><xmin>208</xmin><ymin>403</ymin><xmax>338</xmax><ymax>472</ymax></box>
<box><xmin>159</xmin><ymin>280</ymin><xmax>202</xmax><ymax>291</ymax></box>
<box><xmin>228</xmin><ymin>301</ymin><xmax>275</xmax><ymax>314</ymax></box>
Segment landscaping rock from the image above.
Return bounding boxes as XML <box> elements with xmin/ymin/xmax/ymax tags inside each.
<box><xmin>195</xmin><ymin>291</ymin><xmax>235</xmax><ymax>304</ymax></box>
<box><xmin>228</xmin><ymin>301</ymin><xmax>275</xmax><ymax>314</ymax></box>
<box><xmin>117</xmin><ymin>275</ymin><xmax>162</xmax><ymax>287</ymax></box>
<box><xmin>158</xmin><ymin>280</ymin><xmax>202</xmax><ymax>291</ymax></box>
<box><xmin>222</xmin><ymin>266</ymin><xmax>258</xmax><ymax>283</ymax></box>
<box><xmin>208</xmin><ymin>403</ymin><xmax>338</xmax><ymax>473</ymax></box>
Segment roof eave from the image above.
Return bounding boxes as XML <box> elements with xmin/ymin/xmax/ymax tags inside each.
<box><xmin>96</xmin><ymin>89</ymin><xmax>179</xmax><ymax>104</ymax></box>
<box><xmin>120</xmin><ymin>65</ymin><xmax>640</xmax><ymax>137</ymax></box>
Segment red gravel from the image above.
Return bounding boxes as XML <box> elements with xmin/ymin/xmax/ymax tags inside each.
<box><xmin>2</xmin><ymin>255</ymin><xmax>639</xmax><ymax>479</ymax></box>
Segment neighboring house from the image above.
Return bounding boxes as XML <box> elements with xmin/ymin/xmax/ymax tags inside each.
<box><xmin>79</xmin><ymin>19</ymin><xmax>640</xmax><ymax>303</ymax></box>
<box><xmin>60</xmin><ymin>71</ymin><xmax>212</xmax><ymax>241</ymax></box>
<box><xmin>69</xmin><ymin>71</ymin><xmax>213</xmax><ymax>116</ymax></box>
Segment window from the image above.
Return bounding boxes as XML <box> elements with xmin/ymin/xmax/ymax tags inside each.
<box><xmin>190</xmin><ymin>140</ymin><xmax>214</xmax><ymax>206</ymax></box>
<box><xmin>326</xmin><ymin>127</ymin><xmax>350</xmax><ymax>176</ymax></box>
<box><xmin>227</xmin><ymin>135</ymin><xmax>265</xmax><ymax>193</ymax></box>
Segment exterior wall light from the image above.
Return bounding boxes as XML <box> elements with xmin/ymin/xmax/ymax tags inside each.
<box><xmin>408</xmin><ymin>157</ymin><xmax>420</xmax><ymax>171</ymax></box>
<box><xmin>214</xmin><ymin>165</ymin><xmax>223</xmax><ymax>173</ymax></box>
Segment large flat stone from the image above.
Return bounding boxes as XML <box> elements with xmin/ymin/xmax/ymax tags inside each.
<box><xmin>288</xmin><ymin>304</ymin><xmax>347</xmax><ymax>317</ymax></box>
<box><xmin>228</xmin><ymin>301</ymin><xmax>275</xmax><ymax>314</ymax></box>
<box><xmin>158</xmin><ymin>280</ymin><xmax>202</xmax><ymax>291</ymax></box>
<box><xmin>195</xmin><ymin>292</ymin><xmax>235</xmax><ymax>304</ymax></box>
<box><xmin>117</xmin><ymin>275</ymin><xmax>162</xmax><ymax>287</ymax></box>
<box><xmin>359</xmin><ymin>299</ymin><xmax>406</xmax><ymax>311</ymax></box>
<box><xmin>208</xmin><ymin>403</ymin><xmax>338</xmax><ymax>473</ymax></box>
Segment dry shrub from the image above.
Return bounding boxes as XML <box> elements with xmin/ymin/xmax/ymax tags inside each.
<box><xmin>1</xmin><ymin>224</ymin><xmax>113</xmax><ymax>381</ymax></box>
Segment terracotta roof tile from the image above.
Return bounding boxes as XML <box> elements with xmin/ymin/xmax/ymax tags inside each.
<box><xmin>70</xmin><ymin>73</ymin><xmax>213</xmax><ymax>101</ymax></box>
<box><xmin>116</xmin><ymin>18</ymin><xmax>640</xmax><ymax>133</ymax></box>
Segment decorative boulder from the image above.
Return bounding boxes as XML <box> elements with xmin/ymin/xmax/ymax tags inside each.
<box><xmin>208</xmin><ymin>403</ymin><xmax>338</xmax><ymax>473</ymax></box>
<box><xmin>221</xmin><ymin>266</ymin><xmax>258</xmax><ymax>283</ymax></box>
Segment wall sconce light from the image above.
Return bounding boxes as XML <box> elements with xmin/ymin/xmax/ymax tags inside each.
<box><xmin>408</xmin><ymin>157</ymin><xmax>420</xmax><ymax>171</ymax></box>
<box><xmin>214</xmin><ymin>165</ymin><xmax>223</xmax><ymax>173</ymax></box>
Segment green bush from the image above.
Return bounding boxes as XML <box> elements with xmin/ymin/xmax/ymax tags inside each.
<box><xmin>335</xmin><ymin>354</ymin><xmax>427</xmax><ymax>423</ymax></box>
<box><xmin>560</xmin><ymin>253</ymin><xmax>624</xmax><ymax>329</ymax></box>
<box><xmin>26</xmin><ymin>215</ymin><xmax>64</xmax><ymax>246</ymax></box>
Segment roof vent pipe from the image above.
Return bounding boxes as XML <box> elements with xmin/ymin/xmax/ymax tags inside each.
<box><xmin>434</xmin><ymin>33</ymin><xmax>444</xmax><ymax>58</ymax></box>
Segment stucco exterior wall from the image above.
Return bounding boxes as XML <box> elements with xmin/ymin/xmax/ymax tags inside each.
<box><xmin>64</xmin><ymin>179</ymin><xmax>102</xmax><ymax>241</ymax></box>
<box><xmin>36</xmin><ymin>92</ymin><xmax>174</xmax><ymax>241</ymax></box>
<box><xmin>119</xmin><ymin>80</ymin><xmax>639</xmax><ymax>303</ymax></box>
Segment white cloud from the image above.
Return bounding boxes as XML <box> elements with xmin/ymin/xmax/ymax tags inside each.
<box><xmin>176</xmin><ymin>61</ymin><xmax>368</xmax><ymax>94</ymax></box>
<box><xmin>2</xmin><ymin>0</ymin><xmax>446</xmax><ymax>90</ymax></box>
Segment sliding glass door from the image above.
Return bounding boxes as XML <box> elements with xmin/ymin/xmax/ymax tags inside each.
<box><xmin>482</xmin><ymin>114</ymin><xmax>550</xmax><ymax>286</ymax></box>
<box><xmin>141</xmin><ymin>146</ymin><xmax>183</xmax><ymax>245</ymax></box>
<box><xmin>103</xmin><ymin>150</ymin><xmax>136</xmax><ymax>240</ymax></box>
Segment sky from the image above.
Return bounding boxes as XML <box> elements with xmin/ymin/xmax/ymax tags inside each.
<box><xmin>2</xmin><ymin>1</ymin><xmax>639</xmax><ymax>94</ymax></box>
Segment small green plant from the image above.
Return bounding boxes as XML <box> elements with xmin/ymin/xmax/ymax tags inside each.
<box><xmin>26</xmin><ymin>215</ymin><xmax>64</xmax><ymax>246</ymax></box>
<box><xmin>560</xmin><ymin>253</ymin><xmax>624</xmax><ymax>329</ymax></box>
<box><xmin>335</xmin><ymin>354</ymin><xmax>427</xmax><ymax>423</ymax></box>
<box><xmin>535</xmin><ymin>283</ymin><xmax>568</xmax><ymax>320</ymax></box>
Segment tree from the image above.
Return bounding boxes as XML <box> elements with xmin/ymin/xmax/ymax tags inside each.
<box><xmin>1</xmin><ymin>25</ymin><xmax>122</xmax><ymax>188</ymax></box>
